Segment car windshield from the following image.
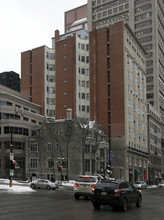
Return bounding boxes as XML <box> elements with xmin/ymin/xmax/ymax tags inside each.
<box><xmin>77</xmin><ymin>176</ymin><xmax>96</xmax><ymax>182</ymax></box>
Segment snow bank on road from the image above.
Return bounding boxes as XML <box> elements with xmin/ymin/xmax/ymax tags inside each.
<box><xmin>0</xmin><ymin>184</ymin><xmax>34</xmax><ymax>193</ymax></box>
<box><xmin>0</xmin><ymin>178</ymin><xmax>33</xmax><ymax>193</ymax></box>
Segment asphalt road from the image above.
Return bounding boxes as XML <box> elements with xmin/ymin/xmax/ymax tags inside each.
<box><xmin>0</xmin><ymin>187</ymin><xmax>164</xmax><ymax>220</ymax></box>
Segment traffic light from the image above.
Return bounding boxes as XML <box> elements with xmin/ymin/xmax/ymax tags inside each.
<box><xmin>10</xmin><ymin>160</ymin><xmax>16</xmax><ymax>170</ymax></box>
<box><xmin>58</xmin><ymin>164</ymin><xmax>62</xmax><ymax>172</ymax></box>
<box><xmin>106</xmin><ymin>165</ymin><xmax>111</xmax><ymax>175</ymax></box>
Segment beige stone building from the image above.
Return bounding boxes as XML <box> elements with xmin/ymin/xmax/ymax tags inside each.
<box><xmin>0</xmin><ymin>85</ymin><xmax>44</xmax><ymax>179</ymax></box>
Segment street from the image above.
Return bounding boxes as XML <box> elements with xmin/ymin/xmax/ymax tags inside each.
<box><xmin>0</xmin><ymin>187</ymin><xmax>164</xmax><ymax>220</ymax></box>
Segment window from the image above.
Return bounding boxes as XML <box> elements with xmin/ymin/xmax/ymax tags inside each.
<box><xmin>113</xmin><ymin>7</ymin><xmax>118</xmax><ymax>13</ymax></box>
<box><xmin>125</xmin><ymin>3</ymin><xmax>129</xmax><ymax>9</ymax></box>
<box><xmin>47</xmin><ymin>52</ymin><xmax>55</xmax><ymax>60</ymax></box>
<box><xmin>23</xmin><ymin>117</ymin><xmax>29</xmax><ymax>121</ymax></box>
<box><xmin>100</xmin><ymin>149</ymin><xmax>105</xmax><ymax>159</ymax></box>
<box><xmin>85</xmin><ymin>159</ymin><xmax>90</xmax><ymax>172</ymax></box>
<box><xmin>97</xmin><ymin>13</ymin><xmax>101</xmax><ymax>18</ymax></box>
<box><xmin>81</xmin><ymin>80</ymin><xmax>85</xmax><ymax>87</ymax></box>
<box><xmin>81</xmin><ymin>43</ymin><xmax>85</xmax><ymax>50</ymax></box>
<box><xmin>81</xmin><ymin>68</ymin><xmax>85</xmax><ymax>74</ymax></box>
<box><xmin>85</xmin><ymin>145</ymin><xmax>90</xmax><ymax>153</ymax></box>
<box><xmin>108</xmin><ymin>9</ymin><xmax>112</xmax><ymax>15</ymax></box>
<box><xmin>47</xmin><ymin>143</ymin><xmax>52</xmax><ymax>151</ymax></box>
<box><xmin>103</xmin><ymin>11</ymin><xmax>107</xmax><ymax>17</ymax></box>
<box><xmin>119</xmin><ymin>5</ymin><xmax>123</xmax><ymax>11</ymax></box>
<box><xmin>47</xmin><ymin>87</ymin><xmax>55</xmax><ymax>94</ymax></box>
<box><xmin>47</xmin><ymin>64</ymin><xmax>55</xmax><ymax>71</ymax></box>
<box><xmin>30</xmin><ymin>158</ymin><xmax>37</xmax><ymax>168</ymax></box>
<box><xmin>146</xmin><ymin>77</ymin><xmax>153</xmax><ymax>83</ymax></box>
<box><xmin>30</xmin><ymin>143</ymin><xmax>38</xmax><ymax>152</ymax></box>
<box><xmin>47</xmin><ymin>98</ymin><xmax>55</xmax><ymax>105</ymax></box>
<box><xmin>48</xmin><ymin>160</ymin><xmax>54</xmax><ymax>168</ymax></box>
<box><xmin>82</xmin><ymin>93</ymin><xmax>85</xmax><ymax>99</ymax></box>
<box><xmin>86</xmin><ymin>93</ymin><xmax>90</xmax><ymax>100</ymax></box>
<box><xmin>47</xmin><ymin>75</ymin><xmax>55</xmax><ymax>82</ymax></box>
<box><xmin>81</xmin><ymin>56</ymin><xmax>85</xmax><ymax>62</ymax></box>
<box><xmin>82</xmin><ymin>105</ymin><xmax>85</xmax><ymax>112</ymax></box>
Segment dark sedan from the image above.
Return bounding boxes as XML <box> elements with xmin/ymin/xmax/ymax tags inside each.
<box><xmin>91</xmin><ymin>179</ymin><xmax>142</xmax><ymax>212</ymax></box>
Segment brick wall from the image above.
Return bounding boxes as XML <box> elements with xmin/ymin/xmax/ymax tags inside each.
<box><xmin>55</xmin><ymin>34</ymin><xmax>76</xmax><ymax>119</ymax></box>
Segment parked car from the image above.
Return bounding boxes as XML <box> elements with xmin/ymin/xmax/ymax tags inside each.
<box><xmin>30</xmin><ymin>179</ymin><xmax>59</xmax><ymax>190</ymax></box>
<box><xmin>158</xmin><ymin>182</ymin><xmax>164</xmax><ymax>188</ymax></box>
<box><xmin>74</xmin><ymin>175</ymin><xmax>102</xmax><ymax>200</ymax></box>
<box><xmin>91</xmin><ymin>179</ymin><xmax>142</xmax><ymax>212</ymax></box>
<box><xmin>133</xmin><ymin>181</ymin><xmax>147</xmax><ymax>190</ymax></box>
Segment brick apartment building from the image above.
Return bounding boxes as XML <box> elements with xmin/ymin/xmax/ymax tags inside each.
<box><xmin>54</xmin><ymin>29</ymin><xmax>89</xmax><ymax>119</ymax></box>
<box><xmin>21</xmin><ymin>46</ymin><xmax>55</xmax><ymax>117</ymax></box>
<box><xmin>89</xmin><ymin>21</ymin><xmax>148</xmax><ymax>181</ymax></box>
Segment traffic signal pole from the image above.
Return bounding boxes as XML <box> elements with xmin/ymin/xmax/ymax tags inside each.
<box><xmin>9</xmin><ymin>130</ymin><xmax>14</xmax><ymax>187</ymax></box>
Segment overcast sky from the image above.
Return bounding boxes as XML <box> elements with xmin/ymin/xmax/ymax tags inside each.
<box><xmin>0</xmin><ymin>0</ymin><xmax>87</xmax><ymax>76</ymax></box>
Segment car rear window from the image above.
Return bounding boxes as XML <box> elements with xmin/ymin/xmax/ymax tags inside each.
<box><xmin>77</xmin><ymin>176</ymin><xmax>96</xmax><ymax>182</ymax></box>
<box><xmin>99</xmin><ymin>180</ymin><xmax>118</xmax><ymax>189</ymax></box>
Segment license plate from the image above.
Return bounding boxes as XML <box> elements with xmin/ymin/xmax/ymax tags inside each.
<box><xmin>101</xmin><ymin>192</ymin><xmax>107</xmax><ymax>196</ymax></box>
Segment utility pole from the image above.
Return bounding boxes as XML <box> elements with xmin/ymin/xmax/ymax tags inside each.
<box><xmin>9</xmin><ymin>129</ymin><xmax>14</xmax><ymax>187</ymax></box>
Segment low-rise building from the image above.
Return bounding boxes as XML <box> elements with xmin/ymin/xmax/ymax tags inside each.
<box><xmin>26</xmin><ymin>115</ymin><xmax>109</xmax><ymax>181</ymax></box>
<box><xmin>0</xmin><ymin>85</ymin><xmax>44</xmax><ymax>179</ymax></box>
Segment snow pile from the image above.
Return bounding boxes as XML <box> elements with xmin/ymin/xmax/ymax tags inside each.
<box><xmin>0</xmin><ymin>184</ymin><xmax>34</xmax><ymax>193</ymax></box>
<box><xmin>0</xmin><ymin>178</ymin><xmax>33</xmax><ymax>193</ymax></box>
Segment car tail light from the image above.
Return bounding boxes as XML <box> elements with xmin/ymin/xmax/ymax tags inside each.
<box><xmin>74</xmin><ymin>183</ymin><xmax>79</xmax><ymax>187</ymax></box>
<box><xmin>92</xmin><ymin>188</ymin><xmax>95</xmax><ymax>192</ymax></box>
<box><xmin>91</xmin><ymin>184</ymin><xmax>95</xmax><ymax>188</ymax></box>
<box><xmin>114</xmin><ymin>189</ymin><xmax>121</xmax><ymax>194</ymax></box>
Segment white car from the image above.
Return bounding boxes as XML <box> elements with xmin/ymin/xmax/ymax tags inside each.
<box><xmin>133</xmin><ymin>181</ymin><xmax>147</xmax><ymax>190</ymax></box>
<box><xmin>30</xmin><ymin>179</ymin><xmax>59</xmax><ymax>190</ymax></box>
<box><xmin>74</xmin><ymin>175</ymin><xmax>101</xmax><ymax>200</ymax></box>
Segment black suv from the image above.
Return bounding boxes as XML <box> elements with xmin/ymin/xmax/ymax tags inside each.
<box><xmin>91</xmin><ymin>179</ymin><xmax>142</xmax><ymax>212</ymax></box>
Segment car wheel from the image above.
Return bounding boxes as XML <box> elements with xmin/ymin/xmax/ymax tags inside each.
<box><xmin>136</xmin><ymin>195</ymin><xmax>142</xmax><ymax>208</ymax></box>
<box><xmin>122</xmin><ymin>198</ymin><xmax>128</xmax><ymax>212</ymax></box>
<box><xmin>46</xmin><ymin>185</ymin><xmax>51</xmax><ymax>190</ymax></box>
<box><xmin>31</xmin><ymin>184</ymin><xmax>36</xmax><ymax>189</ymax></box>
<box><xmin>93</xmin><ymin>202</ymin><xmax>101</xmax><ymax>210</ymax></box>
<box><xmin>74</xmin><ymin>194</ymin><xmax>80</xmax><ymax>200</ymax></box>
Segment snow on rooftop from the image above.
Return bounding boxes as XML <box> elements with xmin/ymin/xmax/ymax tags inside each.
<box><xmin>71</xmin><ymin>17</ymin><xmax>87</xmax><ymax>27</ymax></box>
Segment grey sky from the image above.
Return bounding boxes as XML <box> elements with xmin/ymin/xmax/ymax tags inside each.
<box><xmin>0</xmin><ymin>0</ymin><xmax>87</xmax><ymax>75</ymax></box>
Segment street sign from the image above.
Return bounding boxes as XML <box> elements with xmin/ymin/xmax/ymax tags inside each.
<box><xmin>10</xmin><ymin>170</ymin><xmax>14</xmax><ymax>176</ymax></box>
<box><xmin>10</xmin><ymin>153</ymin><xmax>14</xmax><ymax>160</ymax></box>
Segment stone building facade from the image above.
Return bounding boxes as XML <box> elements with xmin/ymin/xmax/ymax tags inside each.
<box><xmin>0</xmin><ymin>85</ymin><xmax>44</xmax><ymax>179</ymax></box>
<box><xmin>26</xmin><ymin>116</ymin><xmax>109</xmax><ymax>181</ymax></box>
